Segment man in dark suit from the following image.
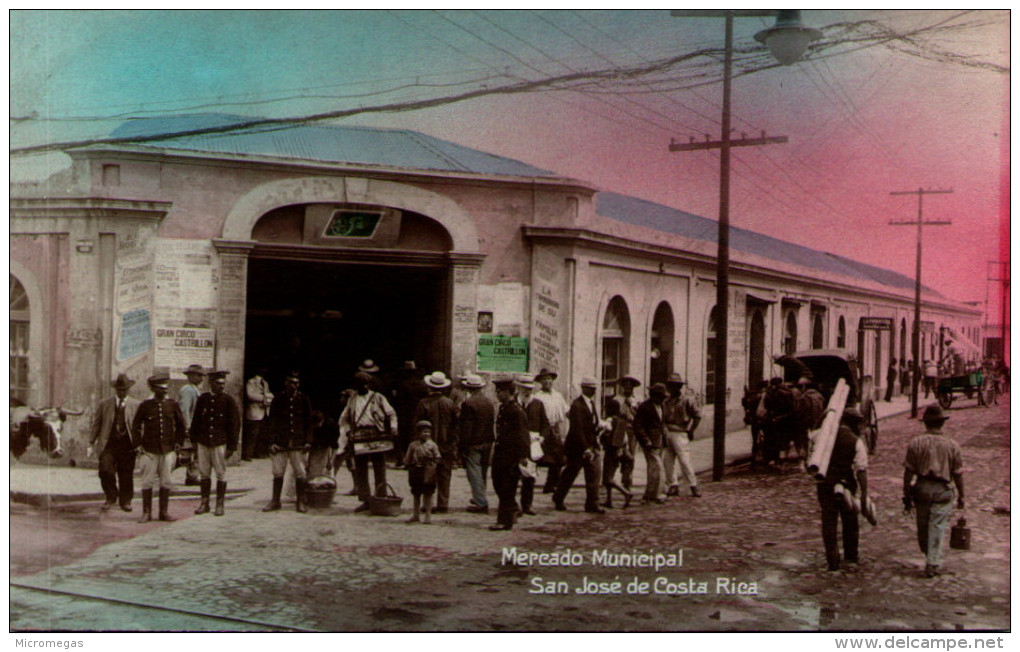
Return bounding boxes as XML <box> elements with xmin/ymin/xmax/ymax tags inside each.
<box><xmin>89</xmin><ymin>373</ymin><xmax>141</xmax><ymax>512</ymax></box>
<box><xmin>190</xmin><ymin>370</ymin><xmax>241</xmax><ymax>516</ymax></box>
<box><xmin>634</xmin><ymin>382</ymin><xmax>669</xmax><ymax>504</ymax></box>
<box><xmin>489</xmin><ymin>378</ymin><xmax>531</xmax><ymax>530</ymax></box>
<box><xmin>553</xmin><ymin>377</ymin><xmax>605</xmax><ymax>514</ymax></box>
<box><xmin>458</xmin><ymin>374</ymin><xmax>495</xmax><ymax>514</ymax></box>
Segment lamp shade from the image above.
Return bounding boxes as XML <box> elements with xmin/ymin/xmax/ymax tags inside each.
<box><xmin>754</xmin><ymin>10</ymin><xmax>822</xmax><ymax>66</ymax></box>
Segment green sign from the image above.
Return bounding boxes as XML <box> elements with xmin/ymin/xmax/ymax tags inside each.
<box><xmin>477</xmin><ymin>335</ymin><xmax>528</xmax><ymax>373</ymax></box>
<box><xmin>324</xmin><ymin>210</ymin><xmax>381</xmax><ymax>237</ymax></box>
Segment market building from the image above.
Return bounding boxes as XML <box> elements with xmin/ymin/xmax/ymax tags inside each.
<box><xmin>10</xmin><ymin>115</ymin><xmax>982</xmax><ymax>456</ymax></box>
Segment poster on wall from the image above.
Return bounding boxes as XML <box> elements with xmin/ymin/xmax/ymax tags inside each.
<box><xmin>154</xmin><ymin>326</ymin><xmax>216</xmax><ymax>378</ymax></box>
<box><xmin>116</xmin><ymin>308</ymin><xmax>152</xmax><ymax>361</ymax></box>
<box><xmin>477</xmin><ymin>335</ymin><xmax>528</xmax><ymax>372</ymax></box>
<box><xmin>531</xmin><ymin>276</ymin><xmax>562</xmax><ymax>372</ymax></box>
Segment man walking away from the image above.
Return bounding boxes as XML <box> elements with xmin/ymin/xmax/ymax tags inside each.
<box><xmin>458</xmin><ymin>374</ymin><xmax>494</xmax><ymax>514</ymax></box>
<box><xmin>533</xmin><ymin>368</ymin><xmax>569</xmax><ymax>494</ymax></box>
<box><xmin>903</xmin><ymin>404</ymin><xmax>964</xmax><ymax>578</ymax></box>
<box><xmin>413</xmin><ymin>371</ymin><xmax>458</xmax><ymax>513</ymax></box>
<box><xmin>816</xmin><ymin>423</ymin><xmax>869</xmax><ymax>571</ymax></box>
<box><xmin>490</xmin><ymin>378</ymin><xmax>530</xmax><ymax>530</ymax></box>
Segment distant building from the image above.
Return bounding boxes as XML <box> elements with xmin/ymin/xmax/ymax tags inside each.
<box><xmin>10</xmin><ymin>115</ymin><xmax>980</xmax><ymax>441</ymax></box>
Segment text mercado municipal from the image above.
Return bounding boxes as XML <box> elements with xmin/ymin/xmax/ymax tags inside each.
<box><xmin>502</xmin><ymin>547</ymin><xmax>683</xmax><ymax>572</ymax></box>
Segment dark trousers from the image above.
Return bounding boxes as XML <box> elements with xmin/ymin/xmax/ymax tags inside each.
<box><xmin>98</xmin><ymin>440</ymin><xmax>135</xmax><ymax>506</ymax></box>
<box><xmin>543</xmin><ymin>464</ymin><xmax>562</xmax><ymax>493</ymax></box>
<box><xmin>884</xmin><ymin>382</ymin><xmax>895</xmax><ymax>402</ymax></box>
<box><xmin>553</xmin><ymin>454</ymin><xmax>601</xmax><ymax>510</ymax></box>
<box><xmin>601</xmin><ymin>445</ymin><xmax>633</xmax><ymax>491</ymax></box>
<box><xmin>492</xmin><ymin>463</ymin><xmax>521</xmax><ymax>527</ymax></box>
<box><xmin>817</xmin><ymin>483</ymin><xmax>859</xmax><ymax>570</ymax></box>
<box><xmin>436</xmin><ymin>458</ymin><xmax>454</xmax><ymax>509</ymax></box>
<box><xmin>244</xmin><ymin>419</ymin><xmax>265</xmax><ymax>459</ymax></box>
<box><xmin>354</xmin><ymin>452</ymin><xmax>387</xmax><ymax>501</ymax></box>
<box><xmin>520</xmin><ymin>475</ymin><xmax>535</xmax><ymax>511</ymax></box>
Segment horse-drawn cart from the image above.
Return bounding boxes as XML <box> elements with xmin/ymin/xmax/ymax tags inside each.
<box><xmin>936</xmin><ymin>371</ymin><xmax>995</xmax><ymax>409</ymax></box>
<box><xmin>778</xmin><ymin>349</ymin><xmax>879</xmax><ymax>454</ymax></box>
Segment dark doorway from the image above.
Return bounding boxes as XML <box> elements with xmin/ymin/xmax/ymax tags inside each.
<box><xmin>748</xmin><ymin>308</ymin><xmax>766</xmax><ymax>387</ymax></box>
<box><xmin>245</xmin><ymin>257</ymin><xmax>448</xmax><ymax>419</ymax></box>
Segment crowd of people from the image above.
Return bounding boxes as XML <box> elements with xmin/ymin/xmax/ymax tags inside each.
<box><xmin>85</xmin><ymin>357</ymin><xmax>972</xmax><ymax>575</ymax></box>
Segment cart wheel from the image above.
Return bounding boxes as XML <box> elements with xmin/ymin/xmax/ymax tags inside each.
<box><xmin>937</xmin><ymin>391</ymin><xmax>953</xmax><ymax>410</ymax></box>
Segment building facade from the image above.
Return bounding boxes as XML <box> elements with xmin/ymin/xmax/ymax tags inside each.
<box><xmin>10</xmin><ymin>116</ymin><xmax>981</xmax><ymax>456</ymax></box>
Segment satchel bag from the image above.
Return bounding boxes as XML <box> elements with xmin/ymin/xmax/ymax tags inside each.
<box><xmin>350</xmin><ymin>394</ymin><xmax>395</xmax><ymax>455</ymax></box>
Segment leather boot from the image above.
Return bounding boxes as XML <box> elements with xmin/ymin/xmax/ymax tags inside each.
<box><xmin>295</xmin><ymin>478</ymin><xmax>308</xmax><ymax>513</ymax></box>
<box><xmin>214</xmin><ymin>481</ymin><xmax>226</xmax><ymax>516</ymax></box>
<box><xmin>138</xmin><ymin>489</ymin><xmax>153</xmax><ymax>523</ymax></box>
<box><xmin>262</xmin><ymin>477</ymin><xmax>283</xmax><ymax>512</ymax></box>
<box><xmin>158</xmin><ymin>487</ymin><xmax>175</xmax><ymax>521</ymax></box>
<box><xmin>195</xmin><ymin>478</ymin><xmax>211</xmax><ymax>514</ymax></box>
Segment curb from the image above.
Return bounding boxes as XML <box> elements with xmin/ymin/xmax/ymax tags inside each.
<box><xmin>10</xmin><ymin>487</ymin><xmax>255</xmax><ymax>508</ymax></box>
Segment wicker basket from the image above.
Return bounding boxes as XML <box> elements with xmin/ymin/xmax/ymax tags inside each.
<box><xmin>368</xmin><ymin>482</ymin><xmax>403</xmax><ymax>516</ymax></box>
<box><xmin>305</xmin><ymin>476</ymin><xmax>337</xmax><ymax>509</ymax></box>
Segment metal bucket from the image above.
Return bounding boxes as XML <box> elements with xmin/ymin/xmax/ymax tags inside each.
<box><xmin>950</xmin><ymin>517</ymin><xmax>971</xmax><ymax>550</ymax></box>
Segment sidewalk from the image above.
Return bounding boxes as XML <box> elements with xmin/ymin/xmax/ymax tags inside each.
<box><xmin>9</xmin><ymin>395</ymin><xmax>917</xmax><ymax>506</ymax></box>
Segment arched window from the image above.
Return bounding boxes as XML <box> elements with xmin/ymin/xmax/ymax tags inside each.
<box><xmin>601</xmin><ymin>296</ymin><xmax>630</xmax><ymax>396</ymax></box>
<box><xmin>705</xmin><ymin>306</ymin><xmax>718</xmax><ymax>404</ymax></box>
<box><xmin>812</xmin><ymin>313</ymin><xmax>825</xmax><ymax>349</ymax></box>
<box><xmin>784</xmin><ymin>311</ymin><xmax>798</xmax><ymax>356</ymax></box>
<box><xmin>10</xmin><ymin>274</ymin><xmax>30</xmax><ymax>404</ymax></box>
<box><xmin>837</xmin><ymin>316</ymin><xmax>847</xmax><ymax>349</ymax></box>
<box><xmin>649</xmin><ymin>301</ymin><xmax>675</xmax><ymax>386</ymax></box>
<box><xmin>748</xmin><ymin>309</ymin><xmax>766</xmax><ymax>388</ymax></box>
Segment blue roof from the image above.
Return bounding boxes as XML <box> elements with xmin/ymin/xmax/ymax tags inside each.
<box><xmin>596</xmin><ymin>192</ymin><xmax>940</xmax><ymax>297</ymax></box>
<box><xmin>108</xmin><ymin>114</ymin><xmax>556</xmax><ymax>178</ymax></box>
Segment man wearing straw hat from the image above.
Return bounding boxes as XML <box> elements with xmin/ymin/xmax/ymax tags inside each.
<box><xmin>533</xmin><ymin>368</ymin><xmax>569</xmax><ymax>494</ymax></box>
<box><xmin>89</xmin><ymin>373</ymin><xmax>141</xmax><ymax>512</ymax></box>
<box><xmin>132</xmin><ymin>371</ymin><xmax>187</xmax><ymax>522</ymax></box>
<box><xmin>413</xmin><ymin>371</ymin><xmax>458</xmax><ymax>513</ymax></box>
<box><xmin>190</xmin><ymin>370</ymin><xmax>240</xmax><ymax>516</ymax></box>
<box><xmin>515</xmin><ymin>374</ymin><xmax>549</xmax><ymax>516</ymax></box>
<box><xmin>902</xmin><ymin>404</ymin><xmax>965</xmax><ymax>578</ymax></box>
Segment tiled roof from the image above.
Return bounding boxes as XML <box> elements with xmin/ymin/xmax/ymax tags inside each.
<box><xmin>595</xmin><ymin>191</ymin><xmax>940</xmax><ymax>297</ymax></box>
<box><xmin>107</xmin><ymin>114</ymin><xmax>556</xmax><ymax>178</ymax></box>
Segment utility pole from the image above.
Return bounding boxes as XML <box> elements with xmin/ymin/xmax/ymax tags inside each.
<box><xmin>669</xmin><ymin>9</ymin><xmax>818</xmax><ymax>482</ymax></box>
<box><xmin>987</xmin><ymin>261</ymin><xmax>1010</xmax><ymax>362</ymax></box>
<box><xmin>889</xmin><ymin>188</ymin><xmax>952</xmax><ymax>418</ymax></box>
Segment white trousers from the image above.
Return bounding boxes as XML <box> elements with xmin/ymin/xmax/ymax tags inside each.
<box><xmin>664</xmin><ymin>429</ymin><xmax>697</xmax><ymax>489</ymax></box>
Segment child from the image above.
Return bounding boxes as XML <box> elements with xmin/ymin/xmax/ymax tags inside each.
<box><xmin>404</xmin><ymin>420</ymin><xmax>441</xmax><ymax>523</ymax></box>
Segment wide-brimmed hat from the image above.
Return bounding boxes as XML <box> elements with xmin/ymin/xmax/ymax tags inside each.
<box><xmin>425</xmin><ymin>371</ymin><xmax>452</xmax><ymax>389</ymax></box>
<box><xmin>666</xmin><ymin>373</ymin><xmax>686</xmax><ymax>386</ymax></box>
<box><xmin>415</xmin><ymin>420</ymin><xmax>433</xmax><ymax>431</ymax></box>
<box><xmin>402</xmin><ymin>360</ymin><xmax>417</xmax><ymax>370</ymax></box>
<box><xmin>618</xmin><ymin>375</ymin><xmax>641</xmax><ymax>387</ymax></box>
<box><xmin>208</xmin><ymin>370</ymin><xmax>230</xmax><ymax>381</ymax></box>
<box><xmin>184</xmin><ymin>364</ymin><xmax>206</xmax><ymax>376</ymax></box>
<box><xmin>649</xmin><ymin>382</ymin><xmax>668</xmax><ymax>397</ymax></box>
<box><xmin>354</xmin><ymin>371</ymin><xmax>374</xmax><ymax>384</ymax></box>
<box><xmin>515</xmin><ymin>374</ymin><xmax>535</xmax><ymax>390</ymax></box>
<box><xmin>462</xmin><ymin>373</ymin><xmax>485</xmax><ymax>389</ymax></box>
<box><xmin>358</xmin><ymin>359</ymin><xmax>380</xmax><ymax>374</ymax></box>
<box><xmin>534</xmin><ymin>368</ymin><xmax>558</xmax><ymax>381</ymax></box>
<box><xmin>580</xmin><ymin>377</ymin><xmax>599</xmax><ymax>388</ymax></box>
<box><xmin>921</xmin><ymin>404</ymin><xmax>950</xmax><ymax>424</ymax></box>
<box><xmin>493</xmin><ymin>376</ymin><xmax>517</xmax><ymax>391</ymax></box>
<box><xmin>110</xmin><ymin>373</ymin><xmax>135</xmax><ymax>390</ymax></box>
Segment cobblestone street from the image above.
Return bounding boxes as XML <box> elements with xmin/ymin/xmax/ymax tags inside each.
<box><xmin>10</xmin><ymin>397</ymin><xmax>1009</xmax><ymax>632</ymax></box>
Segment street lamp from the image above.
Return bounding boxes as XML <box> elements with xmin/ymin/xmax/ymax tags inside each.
<box><xmin>670</xmin><ymin>10</ymin><xmax>821</xmax><ymax>481</ymax></box>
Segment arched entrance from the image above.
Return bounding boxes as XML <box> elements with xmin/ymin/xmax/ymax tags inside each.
<box><xmin>243</xmin><ymin>203</ymin><xmax>454</xmax><ymax>418</ymax></box>
<box><xmin>649</xmin><ymin>301</ymin><xmax>674</xmax><ymax>386</ymax></box>
<box><xmin>10</xmin><ymin>274</ymin><xmax>30</xmax><ymax>404</ymax></box>
<box><xmin>601</xmin><ymin>296</ymin><xmax>631</xmax><ymax>396</ymax></box>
